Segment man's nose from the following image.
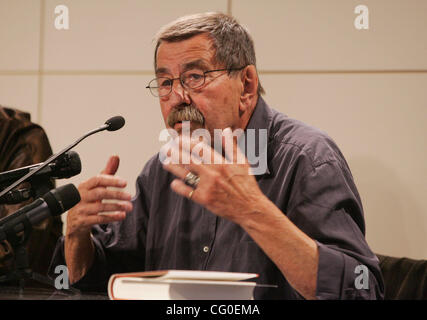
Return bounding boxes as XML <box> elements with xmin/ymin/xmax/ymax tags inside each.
<box><xmin>171</xmin><ymin>79</ymin><xmax>191</xmax><ymax>104</ymax></box>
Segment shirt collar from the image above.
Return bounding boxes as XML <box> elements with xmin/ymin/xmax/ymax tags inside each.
<box><xmin>240</xmin><ymin>96</ymin><xmax>272</xmax><ymax>177</ymax></box>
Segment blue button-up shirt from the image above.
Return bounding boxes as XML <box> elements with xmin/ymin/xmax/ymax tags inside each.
<box><xmin>49</xmin><ymin>97</ymin><xmax>384</xmax><ymax>299</ymax></box>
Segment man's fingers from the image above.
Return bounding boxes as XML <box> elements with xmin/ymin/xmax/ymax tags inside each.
<box><xmin>101</xmin><ymin>155</ymin><xmax>120</xmax><ymax>175</ymax></box>
<box><xmin>67</xmin><ymin>202</ymin><xmax>129</xmax><ymax>235</ymax></box>
<box><xmin>81</xmin><ymin>174</ymin><xmax>127</xmax><ymax>190</ymax></box>
<box><xmin>165</xmin><ymin>135</ymin><xmax>224</xmax><ymax>165</ymax></box>
<box><xmin>222</xmin><ymin>127</ymin><xmax>246</xmax><ymax>164</ymax></box>
<box><xmin>81</xmin><ymin>211</ymin><xmax>127</xmax><ymax>227</ymax></box>
<box><xmin>82</xmin><ymin>187</ymin><xmax>132</xmax><ymax>202</ymax></box>
<box><xmin>163</xmin><ymin>161</ymin><xmax>208</xmax><ymax>182</ymax></box>
<box><xmin>83</xmin><ymin>200</ymin><xmax>133</xmax><ymax>216</ymax></box>
<box><xmin>67</xmin><ymin>156</ymin><xmax>129</xmax><ymax>235</ymax></box>
<box><xmin>181</xmin><ymin>135</ymin><xmax>224</xmax><ymax>165</ymax></box>
<box><xmin>170</xmin><ymin>179</ymin><xmax>197</xmax><ymax>202</ymax></box>
<box><xmin>162</xmin><ymin>163</ymin><xmax>188</xmax><ymax>180</ymax></box>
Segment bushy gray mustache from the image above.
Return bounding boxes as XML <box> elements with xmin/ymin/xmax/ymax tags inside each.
<box><xmin>167</xmin><ymin>105</ymin><xmax>205</xmax><ymax>127</ymax></box>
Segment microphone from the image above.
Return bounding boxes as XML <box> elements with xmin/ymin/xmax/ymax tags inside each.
<box><xmin>104</xmin><ymin>116</ymin><xmax>125</xmax><ymax>132</ymax></box>
<box><xmin>0</xmin><ymin>184</ymin><xmax>80</xmax><ymax>242</ymax></box>
<box><xmin>0</xmin><ymin>116</ymin><xmax>125</xmax><ymax>200</ymax></box>
<box><xmin>0</xmin><ymin>151</ymin><xmax>81</xmax><ymax>189</ymax></box>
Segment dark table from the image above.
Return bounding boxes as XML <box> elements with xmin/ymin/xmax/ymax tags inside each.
<box><xmin>0</xmin><ymin>285</ymin><xmax>108</xmax><ymax>300</ymax></box>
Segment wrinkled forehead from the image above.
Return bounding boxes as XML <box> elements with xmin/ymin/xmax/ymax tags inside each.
<box><xmin>155</xmin><ymin>33</ymin><xmax>218</xmax><ymax>71</ymax></box>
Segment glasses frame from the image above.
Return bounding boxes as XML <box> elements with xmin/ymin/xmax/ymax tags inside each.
<box><xmin>146</xmin><ymin>66</ymin><xmax>246</xmax><ymax>97</ymax></box>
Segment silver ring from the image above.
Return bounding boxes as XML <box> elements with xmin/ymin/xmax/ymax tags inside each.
<box><xmin>184</xmin><ymin>172</ymin><xmax>200</xmax><ymax>188</ymax></box>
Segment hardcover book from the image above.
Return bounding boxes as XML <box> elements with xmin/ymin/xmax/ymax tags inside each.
<box><xmin>108</xmin><ymin>270</ymin><xmax>259</xmax><ymax>300</ymax></box>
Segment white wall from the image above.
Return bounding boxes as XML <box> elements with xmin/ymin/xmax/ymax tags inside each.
<box><xmin>1</xmin><ymin>0</ymin><xmax>426</xmax><ymax>259</ymax></box>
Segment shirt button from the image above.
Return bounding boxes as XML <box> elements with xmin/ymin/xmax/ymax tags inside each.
<box><xmin>203</xmin><ymin>246</ymin><xmax>209</xmax><ymax>253</ymax></box>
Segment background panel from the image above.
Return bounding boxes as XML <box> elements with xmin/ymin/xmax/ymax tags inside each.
<box><xmin>0</xmin><ymin>76</ymin><xmax>39</xmax><ymax>119</ymax></box>
<box><xmin>0</xmin><ymin>0</ymin><xmax>41</xmax><ymax>71</ymax></box>
<box><xmin>43</xmin><ymin>0</ymin><xmax>228</xmax><ymax>71</ymax></box>
<box><xmin>233</xmin><ymin>0</ymin><xmax>427</xmax><ymax>71</ymax></box>
<box><xmin>41</xmin><ymin>75</ymin><xmax>164</xmax><ymax>199</ymax></box>
<box><xmin>259</xmin><ymin>72</ymin><xmax>427</xmax><ymax>258</ymax></box>
<box><xmin>2</xmin><ymin>0</ymin><xmax>426</xmax><ymax>261</ymax></box>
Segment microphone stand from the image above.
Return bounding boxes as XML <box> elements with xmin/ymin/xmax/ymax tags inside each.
<box><xmin>0</xmin><ymin>216</ymin><xmax>80</xmax><ymax>297</ymax></box>
<box><xmin>0</xmin><ymin>116</ymin><xmax>123</xmax><ymax>298</ymax></box>
<box><xmin>0</xmin><ymin>175</ymin><xmax>54</xmax><ymax>205</ymax></box>
<box><xmin>0</xmin><ymin>129</ymin><xmax>103</xmax><ymax>296</ymax></box>
<box><xmin>0</xmin><ymin>187</ymin><xmax>33</xmax><ymax>205</ymax></box>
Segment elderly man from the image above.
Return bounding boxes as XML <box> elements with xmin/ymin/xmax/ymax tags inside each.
<box><xmin>50</xmin><ymin>12</ymin><xmax>384</xmax><ymax>299</ymax></box>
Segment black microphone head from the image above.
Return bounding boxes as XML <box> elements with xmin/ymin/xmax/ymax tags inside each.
<box><xmin>42</xmin><ymin>184</ymin><xmax>81</xmax><ymax>216</ymax></box>
<box><xmin>65</xmin><ymin>151</ymin><xmax>82</xmax><ymax>177</ymax></box>
<box><xmin>105</xmin><ymin>116</ymin><xmax>125</xmax><ymax>131</ymax></box>
<box><xmin>51</xmin><ymin>151</ymin><xmax>82</xmax><ymax>179</ymax></box>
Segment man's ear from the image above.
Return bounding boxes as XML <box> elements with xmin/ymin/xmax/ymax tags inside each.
<box><xmin>239</xmin><ymin>65</ymin><xmax>259</xmax><ymax>113</ymax></box>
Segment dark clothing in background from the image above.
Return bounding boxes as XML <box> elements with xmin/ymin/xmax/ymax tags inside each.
<box><xmin>0</xmin><ymin>106</ymin><xmax>62</xmax><ymax>278</ymax></box>
<box><xmin>49</xmin><ymin>97</ymin><xmax>384</xmax><ymax>299</ymax></box>
<box><xmin>378</xmin><ymin>254</ymin><xmax>427</xmax><ymax>300</ymax></box>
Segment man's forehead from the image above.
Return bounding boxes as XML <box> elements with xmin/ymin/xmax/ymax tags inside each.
<box><xmin>156</xmin><ymin>59</ymin><xmax>211</xmax><ymax>75</ymax></box>
<box><xmin>155</xmin><ymin>34</ymin><xmax>217</xmax><ymax>73</ymax></box>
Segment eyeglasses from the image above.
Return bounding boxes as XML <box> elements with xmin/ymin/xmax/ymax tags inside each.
<box><xmin>146</xmin><ymin>67</ymin><xmax>246</xmax><ymax>97</ymax></box>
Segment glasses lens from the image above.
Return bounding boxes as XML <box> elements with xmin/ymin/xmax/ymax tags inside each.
<box><xmin>149</xmin><ymin>77</ymin><xmax>172</xmax><ymax>97</ymax></box>
<box><xmin>181</xmin><ymin>70</ymin><xmax>205</xmax><ymax>89</ymax></box>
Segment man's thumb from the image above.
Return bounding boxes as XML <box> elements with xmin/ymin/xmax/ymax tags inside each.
<box><xmin>101</xmin><ymin>155</ymin><xmax>120</xmax><ymax>175</ymax></box>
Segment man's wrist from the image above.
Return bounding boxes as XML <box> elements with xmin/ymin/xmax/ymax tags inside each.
<box><xmin>65</xmin><ymin>232</ymin><xmax>95</xmax><ymax>284</ymax></box>
<box><xmin>237</xmin><ymin>194</ymin><xmax>283</xmax><ymax>232</ymax></box>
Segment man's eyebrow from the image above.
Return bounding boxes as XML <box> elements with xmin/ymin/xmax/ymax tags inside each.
<box><xmin>155</xmin><ymin>67</ymin><xmax>169</xmax><ymax>76</ymax></box>
<box><xmin>155</xmin><ymin>60</ymin><xmax>211</xmax><ymax>76</ymax></box>
<box><xmin>182</xmin><ymin>60</ymin><xmax>211</xmax><ymax>72</ymax></box>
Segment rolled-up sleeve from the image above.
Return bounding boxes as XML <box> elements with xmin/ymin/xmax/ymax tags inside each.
<box><xmin>286</xmin><ymin>151</ymin><xmax>384</xmax><ymax>299</ymax></box>
<box><xmin>316</xmin><ymin>241</ymin><xmax>383</xmax><ymax>299</ymax></box>
<box><xmin>48</xmin><ymin>235</ymin><xmax>109</xmax><ymax>291</ymax></box>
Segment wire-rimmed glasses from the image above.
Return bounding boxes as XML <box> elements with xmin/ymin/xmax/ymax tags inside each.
<box><xmin>146</xmin><ymin>67</ymin><xmax>246</xmax><ymax>97</ymax></box>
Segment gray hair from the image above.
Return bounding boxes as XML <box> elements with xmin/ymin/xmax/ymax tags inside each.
<box><xmin>153</xmin><ymin>12</ymin><xmax>265</xmax><ymax>95</ymax></box>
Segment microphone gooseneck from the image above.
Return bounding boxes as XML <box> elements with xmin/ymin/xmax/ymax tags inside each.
<box><xmin>0</xmin><ymin>116</ymin><xmax>125</xmax><ymax>199</ymax></box>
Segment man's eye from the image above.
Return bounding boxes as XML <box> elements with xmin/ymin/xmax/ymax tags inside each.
<box><xmin>188</xmin><ymin>73</ymin><xmax>203</xmax><ymax>81</ymax></box>
<box><xmin>160</xmin><ymin>79</ymin><xmax>172</xmax><ymax>87</ymax></box>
